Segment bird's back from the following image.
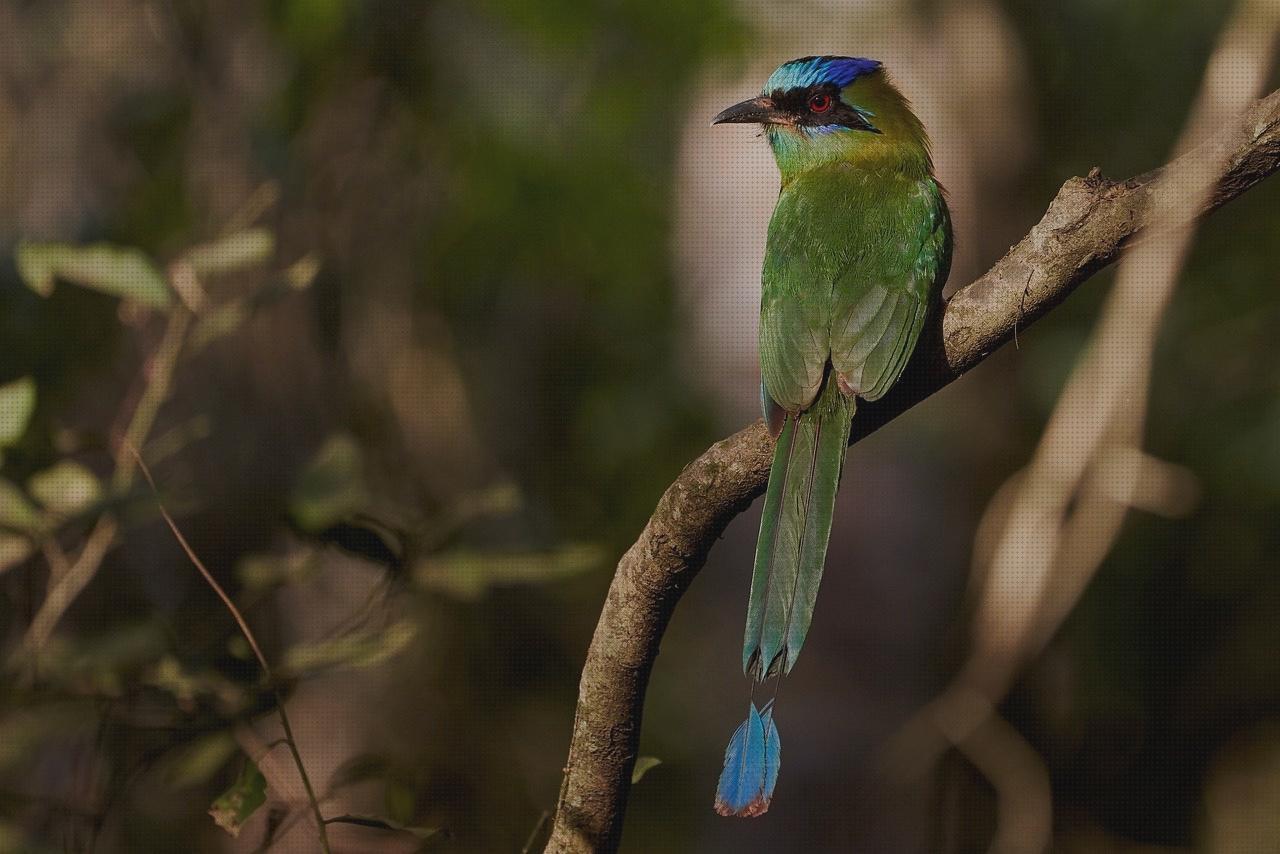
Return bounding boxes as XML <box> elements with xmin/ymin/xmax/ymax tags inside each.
<box><xmin>760</xmin><ymin>162</ymin><xmax>950</xmax><ymax>412</ymax></box>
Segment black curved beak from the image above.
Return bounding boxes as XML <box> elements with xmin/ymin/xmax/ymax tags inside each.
<box><xmin>712</xmin><ymin>96</ymin><xmax>780</xmax><ymax>126</ymax></box>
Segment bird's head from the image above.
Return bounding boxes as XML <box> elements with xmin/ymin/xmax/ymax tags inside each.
<box><xmin>714</xmin><ymin>56</ymin><xmax>930</xmax><ymax>183</ymax></box>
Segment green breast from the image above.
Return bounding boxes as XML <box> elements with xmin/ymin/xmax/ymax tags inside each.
<box><xmin>759</xmin><ymin>162</ymin><xmax>951</xmax><ymax>412</ymax></box>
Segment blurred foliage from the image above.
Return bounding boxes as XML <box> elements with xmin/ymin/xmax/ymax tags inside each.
<box><xmin>0</xmin><ymin>0</ymin><xmax>745</xmax><ymax>850</ymax></box>
<box><xmin>15</xmin><ymin>242</ymin><xmax>172</xmax><ymax>307</ymax></box>
<box><xmin>0</xmin><ymin>378</ymin><xmax>36</xmax><ymax>448</ymax></box>
<box><xmin>207</xmin><ymin>759</ymin><xmax>266</xmax><ymax>838</ymax></box>
<box><xmin>279</xmin><ymin>619</ymin><xmax>418</xmax><ymax>678</ymax></box>
<box><xmin>414</xmin><ymin>543</ymin><xmax>603</xmax><ymax>600</ymax></box>
<box><xmin>630</xmin><ymin>756</ymin><xmax>662</xmax><ymax>785</ymax></box>
<box><xmin>288</xmin><ymin>433</ymin><xmax>370</xmax><ymax>533</ymax></box>
<box><xmin>0</xmin><ymin>0</ymin><xmax>1278</xmax><ymax>852</ymax></box>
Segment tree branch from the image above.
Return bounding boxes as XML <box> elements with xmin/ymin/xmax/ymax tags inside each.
<box><xmin>545</xmin><ymin>87</ymin><xmax>1280</xmax><ymax>854</ymax></box>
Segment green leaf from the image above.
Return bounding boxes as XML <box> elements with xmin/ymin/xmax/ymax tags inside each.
<box><xmin>281</xmin><ymin>0</ymin><xmax>349</xmax><ymax>55</ymax></box>
<box><xmin>289</xmin><ymin>434</ymin><xmax>369</xmax><ymax>532</ymax></box>
<box><xmin>414</xmin><ymin>543</ymin><xmax>603</xmax><ymax>600</ymax></box>
<box><xmin>0</xmin><ymin>479</ymin><xmax>40</xmax><ymax>532</ymax></box>
<box><xmin>0</xmin><ymin>377</ymin><xmax>36</xmax><ymax>447</ymax></box>
<box><xmin>327</xmin><ymin>753</ymin><xmax>417</xmax><ymax>823</ymax></box>
<box><xmin>329</xmin><ymin>753</ymin><xmax>394</xmax><ymax>791</ymax></box>
<box><xmin>236</xmin><ymin>550</ymin><xmax>318</xmax><ymax>590</ymax></box>
<box><xmin>323</xmin><ymin>815</ymin><xmax>446</xmax><ymax>847</ymax></box>
<box><xmin>455</xmin><ymin>482</ymin><xmax>523</xmax><ymax>519</ymax></box>
<box><xmin>27</xmin><ymin>460</ymin><xmax>101</xmax><ymax>517</ymax></box>
<box><xmin>16</xmin><ymin>241</ymin><xmax>171</xmax><ymax>308</ymax></box>
<box><xmin>167</xmin><ymin>731</ymin><xmax>239</xmax><ymax>788</ymax></box>
<box><xmin>0</xmin><ymin>705</ymin><xmax>94</xmax><ymax>770</ymax></box>
<box><xmin>631</xmin><ymin>756</ymin><xmax>662</xmax><ymax>785</ymax></box>
<box><xmin>281</xmin><ymin>619</ymin><xmax>417</xmax><ymax>677</ymax></box>
<box><xmin>36</xmin><ymin>622</ymin><xmax>169</xmax><ymax>696</ymax></box>
<box><xmin>209</xmin><ymin>759</ymin><xmax>267</xmax><ymax>837</ymax></box>
<box><xmin>0</xmin><ymin>531</ymin><xmax>33</xmax><ymax>573</ymax></box>
<box><xmin>183</xmin><ymin>228</ymin><xmax>275</xmax><ymax>277</ymax></box>
<box><xmin>146</xmin><ymin>655</ymin><xmax>248</xmax><ymax>715</ymax></box>
<box><xmin>227</xmin><ymin>635</ymin><xmax>252</xmax><ymax>660</ymax></box>
<box><xmin>286</xmin><ymin>254</ymin><xmax>321</xmax><ymax>290</ymax></box>
<box><xmin>384</xmin><ymin>779</ymin><xmax>416</xmax><ymax>825</ymax></box>
<box><xmin>190</xmin><ymin>299</ymin><xmax>249</xmax><ymax>352</ymax></box>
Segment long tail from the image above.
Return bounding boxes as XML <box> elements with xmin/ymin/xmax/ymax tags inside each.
<box><xmin>745</xmin><ymin>378</ymin><xmax>854</xmax><ymax>680</ymax></box>
<box><xmin>715</xmin><ymin>378</ymin><xmax>854</xmax><ymax>817</ymax></box>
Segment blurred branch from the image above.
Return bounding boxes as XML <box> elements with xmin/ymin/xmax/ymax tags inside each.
<box><xmin>13</xmin><ymin>208</ymin><xmax>284</xmax><ymax>661</ymax></box>
<box><xmin>546</xmin><ymin>81</ymin><xmax>1280</xmax><ymax>852</ymax></box>
<box><xmin>130</xmin><ymin>447</ymin><xmax>333</xmax><ymax>854</ymax></box>
<box><xmin>18</xmin><ymin>307</ymin><xmax>192</xmax><ymax>659</ymax></box>
<box><xmin>889</xmin><ymin>5</ymin><xmax>1280</xmax><ymax>852</ymax></box>
<box><xmin>953</xmin><ymin>712</ymin><xmax>1052</xmax><ymax>854</ymax></box>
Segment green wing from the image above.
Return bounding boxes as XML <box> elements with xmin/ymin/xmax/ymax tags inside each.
<box><xmin>759</xmin><ymin>165</ymin><xmax>951</xmax><ymax>414</ymax></box>
<box><xmin>758</xmin><ymin>193</ymin><xmax>836</xmax><ymax>412</ymax></box>
<box><xmin>829</xmin><ymin>175</ymin><xmax>950</xmax><ymax>400</ymax></box>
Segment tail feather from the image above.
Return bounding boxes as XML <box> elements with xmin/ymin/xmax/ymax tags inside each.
<box><xmin>713</xmin><ymin>701</ymin><xmax>781</xmax><ymax>817</ymax></box>
<box><xmin>743</xmin><ymin>379</ymin><xmax>854</xmax><ymax>680</ymax></box>
<box><xmin>717</xmin><ymin>378</ymin><xmax>852</xmax><ymax>818</ymax></box>
<box><xmin>741</xmin><ymin>412</ymin><xmax>800</xmax><ymax>674</ymax></box>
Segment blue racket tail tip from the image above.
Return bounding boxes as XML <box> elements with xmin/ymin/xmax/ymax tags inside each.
<box><xmin>713</xmin><ymin>701</ymin><xmax>781</xmax><ymax>817</ymax></box>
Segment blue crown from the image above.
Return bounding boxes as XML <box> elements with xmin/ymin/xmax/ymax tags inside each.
<box><xmin>764</xmin><ymin>56</ymin><xmax>881</xmax><ymax>93</ymax></box>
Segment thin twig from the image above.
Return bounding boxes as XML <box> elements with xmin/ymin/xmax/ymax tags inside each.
<box><xmin>127</xmin><ymin>445</ymin><xmax>333</xmax><ymax>854</ymax></box>
<box><xmin>112</xmin><ymin>308</ymin><xmax>192</xmax><ymax>492</ymax></box>
<box><xmin>16</xmin><ymin>516</ymin><xmax>120</xmax><ymax>665</ymax></box>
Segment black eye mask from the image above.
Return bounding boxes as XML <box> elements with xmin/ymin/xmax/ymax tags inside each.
<box><xmin>770</xmin><ymin>83</ymin><xmax>879</xmax><ymax>133</ymax></box>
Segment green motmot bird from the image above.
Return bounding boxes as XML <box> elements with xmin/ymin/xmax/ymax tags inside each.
<box><xmin>710</xmin><ymin>56</ymin><xmax>952</xmax><ymax>817</ymax></box>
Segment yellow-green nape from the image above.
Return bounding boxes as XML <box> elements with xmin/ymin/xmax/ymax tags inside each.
<box><xmin>838</xmin><ymin>71</ymin><xmax>931</xmax><ymax>147</ymax></box>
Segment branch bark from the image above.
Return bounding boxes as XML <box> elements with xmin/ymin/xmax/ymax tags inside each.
<box><xmin>545</xmin><ymin>87</ymin><xmax>1280</xmax><ymax>854</ymax></box>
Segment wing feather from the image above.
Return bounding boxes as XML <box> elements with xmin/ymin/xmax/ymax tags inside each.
<box><xmin>758</xmin><ymin>167</ymin><xmax>950</xmax><ymax>411</ymax></box>
<box><xmin>830</xmin><ymin>178</ymin><xmax>949</xmax><ymax>399</ymax></box>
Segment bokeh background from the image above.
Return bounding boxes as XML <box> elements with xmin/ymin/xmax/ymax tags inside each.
<box><xmin>1</xmin><ymin>1</ymin><xmax>1279</xmax><ymax>851</ymax></box>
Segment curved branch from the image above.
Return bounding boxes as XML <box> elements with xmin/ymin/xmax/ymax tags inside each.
<box><xmin>546</xmin><ymin>87</ymin><xmax>1280</xmax><ymax>854</ymax></box>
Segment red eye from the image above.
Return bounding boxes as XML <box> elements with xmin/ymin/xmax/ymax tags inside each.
<box><xmin>808</xmin><ymin>93</ymin><xmax>832</xmax><ymax>113</ymax></box>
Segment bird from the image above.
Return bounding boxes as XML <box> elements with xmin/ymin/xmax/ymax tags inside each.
<box><xmin>710</xmin><ymin>56</ymin><xmax>952</xmax><ymax>817</ymax></box>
